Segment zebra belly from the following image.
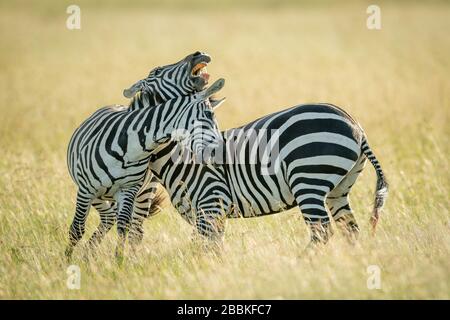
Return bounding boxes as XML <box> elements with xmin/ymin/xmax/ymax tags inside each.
<box><xmin>226</xmin><ymin>164</ymin><xmax>352</xmax><ymax>218</ymax></box>
<box><xmin>226</xmin><ymin>164</ymin><xmax>296</xmax><ymax>218</ymax></box>
<box><xmin>74</xmin><ymin>154</ymin><xmax>148</xmax><ymax>199</ymax></box>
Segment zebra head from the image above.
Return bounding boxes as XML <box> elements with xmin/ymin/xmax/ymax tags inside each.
<box><xmin>123</xmin><ymin>51</ymin><xmax>211</xmax><ymax>103</ymax></box>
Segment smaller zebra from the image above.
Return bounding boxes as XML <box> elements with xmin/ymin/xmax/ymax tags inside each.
<box><xmin>121</xmin><ymin>51</ymin><xmax>213</xmax><ymax>244</ymax></box>
<box><xmin>66</xmin><ymin>78</ymin><xmax>225</xmax><ymax>260</ymax></box>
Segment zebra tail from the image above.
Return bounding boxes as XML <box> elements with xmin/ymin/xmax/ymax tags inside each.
<box><xmin>361</xmin><ymin>137</ymin><xmax>389</xmax><ymax>231</ymax></box>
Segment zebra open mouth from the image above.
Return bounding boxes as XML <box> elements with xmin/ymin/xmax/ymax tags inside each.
<box><xmin>189</xmin><ymin>52</ymin><xmax>212</xmax><ymax>91</ymax></box>
<box><xmin>191</xmin><ymin>62</ymin><xmax>209</xmax><ymax>81</ymax></box>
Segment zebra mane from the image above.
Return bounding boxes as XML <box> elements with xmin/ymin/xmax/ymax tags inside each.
<box><xmin>128</xmin><ymin>90</ymin><xmax>163</xmax><ymax>111</ymax></box>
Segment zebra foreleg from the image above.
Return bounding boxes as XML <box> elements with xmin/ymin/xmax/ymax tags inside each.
<box><xmin>115</xmin><ymin>186</ymin><xmax>141</xmax><ymax>262</ymax></box>
<box><xmin>65</xmin><ymin>190</ymin><xmax>93</xmax><ymax>260</ymax></box>
<box><xmin>87</xmin><ymin>199</ymin><xmax>117</xmax><ymax>249</ymax></box>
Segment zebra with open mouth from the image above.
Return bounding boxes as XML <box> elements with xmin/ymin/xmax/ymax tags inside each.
<box><xmin>66</xmin><ymin>54</ymin><xmax>224</xmax><ymax>259</ymax></box>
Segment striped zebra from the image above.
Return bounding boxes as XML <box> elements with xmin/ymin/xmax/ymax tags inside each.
<box><xmin>116</xmin><ymin>53</ymin><xmax>388</xmax><ymax>245</ymax></box>
<box><xmin>136</xmin><ymin>103</ymin><xmax>388</xmax><ymax>244</ymax></box>
<box><xmin>65</xmin><ymin>74</ymin><xmax>224</xmax><ymax>260</ymax></box>
<box><xmin>120</xmin><ymin>51</ymin><xmax>213</xmax><ymax>243</ymax></box>
<box><xmin>67</xmin><ymin>51</ymin><xmax>212</xmax><ymax>247</ymax></box>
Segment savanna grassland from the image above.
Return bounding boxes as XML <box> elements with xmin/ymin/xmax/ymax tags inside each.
<box><xmin>0</xmin><ymin>0</ymin><xmax>449</xmax><ymax>299</ymax></box>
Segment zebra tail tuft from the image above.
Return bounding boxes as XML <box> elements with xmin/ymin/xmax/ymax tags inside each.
<box><xmin>361</xmin><ymin>137</ymin><xmax>389</xmax><ymax>230</ymax></box>
<box><xmin>374</xmin><ymin>174</ymin><xmax>389</xmax><ymax>212</ymax></box>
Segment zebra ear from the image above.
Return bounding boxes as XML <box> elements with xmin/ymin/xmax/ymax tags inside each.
<box><xmin>123</xmin><ymin>80</ymin><xmax>144</xmax><ymax>98</ymax></box>
<box><xmin>210</xmin><ymin>97</ymin><xmax>226</xmax><ymax>109</ymax></box>
<box><xmin>202</xmin><ymin>78</ymin><xmax>225</xmax><ymax>99</ymax></box>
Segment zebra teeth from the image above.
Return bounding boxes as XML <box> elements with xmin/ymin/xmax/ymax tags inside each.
<box><xmin>191</xmin><ymin>63</ymin><xmax>208</xmax><ymax>76</ymax></box>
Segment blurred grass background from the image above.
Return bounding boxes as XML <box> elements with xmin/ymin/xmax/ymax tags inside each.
<box><xmin>0</xmin><ymin>0</ymin><xmax>449</xmax><ymax>299</ymax></box>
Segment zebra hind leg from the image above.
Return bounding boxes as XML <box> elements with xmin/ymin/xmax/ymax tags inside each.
<box><xmin>326</xmin><ymin>156</ymin><xmax>367</xmax><ymax>242</ymax></box>
<box><xmin>87</xmin><ymin>199</ymin><xmax>117</xmax><ymax>250</ymax></box>
<box><xmin>129</xmin><ymin>184</ymin><xmax>163</xmax><ymax>248</ymax></box>
<box><xmin>65</xmin><ymin>190</ymin><xmax>93</xmax><ymax>260</ymax></box>
<box><xmin>292</xmin><ymin>188</ymin><xmax>333</xmax><ymax>245</ymax></box>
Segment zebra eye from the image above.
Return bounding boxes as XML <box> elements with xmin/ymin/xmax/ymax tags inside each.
<box><xmin>204</xmin><ymin>109</ymin><xmax>214</xmax><ymax>119</ymax></box>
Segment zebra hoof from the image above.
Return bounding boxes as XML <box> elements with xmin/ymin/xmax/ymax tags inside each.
<box><xmin>64</xmin><ymin>247</ymin><xmax>74</xmax><ymax>262</ymax></box>
<box><xmin>115</xmin><ymin>247</ymin><xmax>125</xmax><ymax>265</ymax></box>
<box><xmin>115</xmin><ymin>254</ymin><xmax>125</xmax><ymax>266</ymax></box>
<box><xmin>82</xmin><ymin>248</ymin><xmax>98</xmax><ymax>263</ymax></box>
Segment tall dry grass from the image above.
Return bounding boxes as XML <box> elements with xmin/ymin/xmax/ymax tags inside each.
<box><xmin>0</xmin><ymin>0</ymin><xmax>449</xmax><ymax>299</ymax></box>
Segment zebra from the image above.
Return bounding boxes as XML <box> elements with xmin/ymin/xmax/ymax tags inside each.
<box><xmin>93</xmin><ymin>51</ymin><xmax>213</xmax><ymax>245</ymax></box>
<box><xmin>135</xmin><ymin>102</ymin><xmax>388</xmax><ymax>245</ymax></box>
<box><xmin>115</xmin><ymin>53</ymin><xmax>388</xmax><ymax>246</ymax></box>
<box><xmin>65</xmin><ymin>74</ymin><xmax>224</xmax><ymax>260</ymax></box>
